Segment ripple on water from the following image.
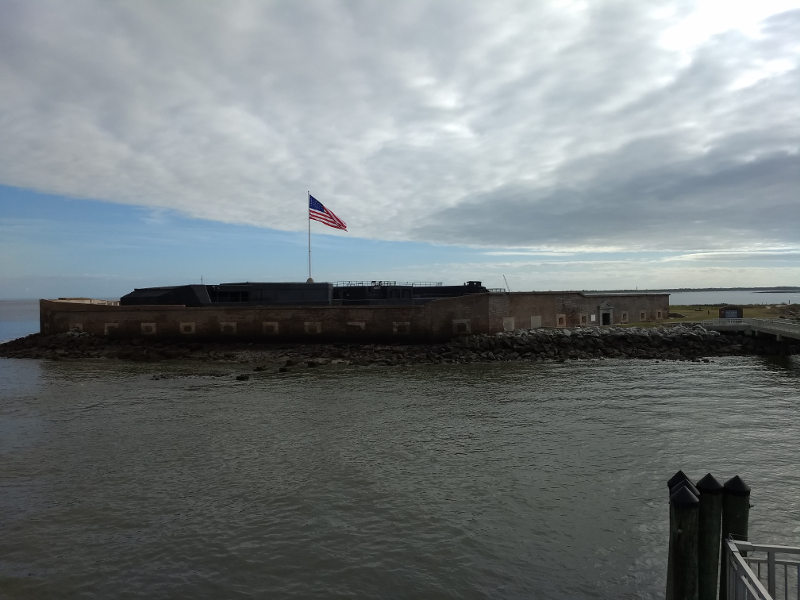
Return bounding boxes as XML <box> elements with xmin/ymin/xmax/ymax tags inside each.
<box><xmin>0</xmin><ymin>356</ymin><xmax>798</xmax><ymax>598</ymax></box>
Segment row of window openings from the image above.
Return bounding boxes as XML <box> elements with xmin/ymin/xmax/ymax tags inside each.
<box><xmin>93</xmin><ymin>321</ymin><xmax>413</xmax><ymax>335</ymax></box>
<box><xmin>619</xmin><ymin>311</ymin><xmax>664</xmax><ymax>322</ymax></box>
<box><xmin>555</xmin><ymin>311</ymin><xmax>664</xmax><ymax>327</ymax></box>
<box><xmin>83</xmin><ymin>311</ymin><xmax>665</xmax><ymax>336</ymax></box>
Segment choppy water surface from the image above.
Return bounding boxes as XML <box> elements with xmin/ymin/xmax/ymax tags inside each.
<box><xmin>1</xmin><ymin>356</ymin><xmax>799</xmax><ymax>599</ymax></box>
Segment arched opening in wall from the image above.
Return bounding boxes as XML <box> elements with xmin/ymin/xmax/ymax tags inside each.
<box><xmin>556</xmin><ymin>314</ymin><xmax>566</xmax><ymax>327</ymax></box>
<box><xmin>639</xmin><ymin>311</ymin><xmax>646</xmax><ymax>321</ymax></box>
<box><xmin>621</xmin><ymin>312</ymin><xmax>628</xmax><ymax>324</ymax></box>
<box><xmin>598</xmin><ymin>303</ymin><xmax>613</xmax><ymax>326</ymax></box>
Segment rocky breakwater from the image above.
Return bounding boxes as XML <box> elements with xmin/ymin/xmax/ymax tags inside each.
<box><xmin>1</xmin><ymin>324</ymin><xmax>798</xmax><ymax>369</ymax></box>
<box><xmin>447</xmin><ymin>324</ymin><xmax>798</xmax><ymax>363</ymax></box>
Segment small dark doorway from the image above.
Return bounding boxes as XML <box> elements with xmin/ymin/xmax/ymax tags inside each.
<box><xmin>598</xmin><ymin>302</ymin><xmax>614</xmax><ymax>325</ymax></box>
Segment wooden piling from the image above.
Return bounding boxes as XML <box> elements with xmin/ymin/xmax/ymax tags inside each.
<box><xmin>696</xmin><ymin>473</ymin><xmax>723</xmax><ymax>600</ymax></box>
<box><xmin>667</xmin><ymin>470</ymin><xmax>691</xmax><ymax>600</ymax></box>
<box><xmin>718</xmin><ymin>476</ymin><xmax>751</xmax><ymax>600</ymax></box>
<box><xmin>668</xmin><ymin>470</ymin><xmax>690</xmax><ymax>489</ymax></box>
<box><xmin>670</xmin><ymin>484</ymin><xmax>700</xmax><ymax>600</ymax></box>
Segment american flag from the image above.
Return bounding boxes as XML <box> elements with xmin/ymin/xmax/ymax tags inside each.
<box><xmin>309</xmin><ymin>194</ymin><xmax>347</xmax><ymax>231</ymax></box>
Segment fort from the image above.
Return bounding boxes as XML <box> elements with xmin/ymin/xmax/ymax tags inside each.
<box><xmin>39</xmin><ymin>281</ymin><xmax>670</xmax><ymax>343</ymax></box>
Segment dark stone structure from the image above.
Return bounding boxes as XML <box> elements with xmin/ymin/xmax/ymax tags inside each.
<box><xmin>121</xmin><ymin>281</ymin><xmax>488</xmax><ymax>308</ymax></box>
<box><xmin>121</xmin><ymin>282</ymin><xmax>334</xmax><ymax>307</ymax></box>
<box><xmin>40</xmin><ymin>289</ymin><xmax>670</xmax><ymax>342</ymax></box>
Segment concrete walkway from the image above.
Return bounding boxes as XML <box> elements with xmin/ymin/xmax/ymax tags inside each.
<box><xmin>702</xmin><ymin>318</ymin><xmax>800</xmax><ymax>342</ymax></box>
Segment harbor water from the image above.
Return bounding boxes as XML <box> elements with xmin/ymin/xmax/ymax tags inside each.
<box><xmin>2</xmin><ymin>353</ymin><xmax>800</xmax><ymax>598</ymax></box>
<box><xmin>1</xmin><ymin>296</ymin><xmax>799</xmax><ymax>598</ymax></box>
<box><xmin>0</xmin><ymin>300</ymin><xmax>39</xmax><ymax>344</ymax></box>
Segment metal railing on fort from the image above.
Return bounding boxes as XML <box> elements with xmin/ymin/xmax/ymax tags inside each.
<box><xmin>334</xmin><ymin>281</ymin><xmax>444</xmax><ymax>287</ymax></box>
<box><xmin>725</xmin><ymin>539</ymin><xmax>800</xmax><ymax>600</ymax></box>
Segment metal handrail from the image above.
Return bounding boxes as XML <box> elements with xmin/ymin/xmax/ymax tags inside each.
<box><xmin>702</xmin><ymin>318</ymin><xmax>748</xmax><ymax>326</ymax></box>
<box><xmin>701</xmin><ymin>318</ymin><xmax>800</xmax><ymax>341</ymax></box>
<box><xmin>725</xmin><ymin>539</ymin><xmax>800</xmax><ymax>600</ymax></box>
<box><xmin>726</xmin><ymin>539</ymin><xmax>773</xmax><ymax>600</ymax></box>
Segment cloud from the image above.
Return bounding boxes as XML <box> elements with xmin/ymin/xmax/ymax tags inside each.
<box><xmin>666</xmin><ymin>249</ymin><xmax>800</xmax><ymax>262</ymax></box>
<box><xmin>0</xmin><ymin>0</ymin><xmax>797</xmax><ymax>256</ymax></box>
<box><xmin>418</xmin><ymin>147</ymin><xmax>799</xmax><ymax>250</ymax></box>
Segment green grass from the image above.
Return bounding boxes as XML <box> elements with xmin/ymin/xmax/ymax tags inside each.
<box><xmin>620</xmin><ymin>303</ymin><xmax>799</xmax><ymax>328</ymax></box>
<box><xmin>664</xmin><ymin>304</ymin><xmax>798</xmax><ymax>324</ymax></box>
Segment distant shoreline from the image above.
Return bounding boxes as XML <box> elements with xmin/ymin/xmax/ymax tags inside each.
<box><xmin>2</xmin><ymin>287</ymin><xmax>800</xmax><ymax>303</ymax></box>
<box><xmin>584</xmin><ymin>286</ymin><xmax>800</xmax><ymax>294</ymax></box>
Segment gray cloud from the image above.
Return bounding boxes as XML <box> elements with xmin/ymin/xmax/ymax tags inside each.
<box><xmin>418</xmin><ymin>148</ymin><xmax>798</xmax><ymax>249</ymax></box>
<box><xmin>0</xmin><ymin>0</ymin><xmax>797</xmax><ymax>254</ymax></box>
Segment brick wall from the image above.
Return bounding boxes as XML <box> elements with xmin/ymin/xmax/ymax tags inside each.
<box><xmin>39</xmin><ymin>292</ymin><xmax>670</xmax><ymax>342</ymax></box>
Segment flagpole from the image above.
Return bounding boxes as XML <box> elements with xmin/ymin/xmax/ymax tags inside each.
<box><xmin>307</xmin><ymin>191</ymin><xmax>312</xmax><ymax>281</ymax></box>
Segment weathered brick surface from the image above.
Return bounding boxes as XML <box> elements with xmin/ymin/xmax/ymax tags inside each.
<box><xmin>37</xmin><ymin>292</ymin><xmax>670</xmax><ymax>342</ymax></box>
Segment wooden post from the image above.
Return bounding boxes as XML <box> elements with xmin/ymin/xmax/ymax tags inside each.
<box><xmin>666</xmin><ymin>470</ymin><xmax>690</xmax><ymax>600</ymax></box>
<box><xmin>669</xmin><ymin>470</ymin><xmax>699</xmax><ymax>496</ymax></box>
<box><xmin>670</xmin><ymin>484</ymin><xmax>700</xmax><ymax>600</ymax></box>
<box><xmin>718</xmin><ymin>476</ymin><xmax>751</xmax><ymax>600</ymax></box>
<box><xmin>696</xmin><ymin>473</ymin><xmax>723</xmax><ymax>600</ymax></box>
<box><xmin>668</xmin><ymin>470</ymin><xmax>690</xmax><ymax>489</ymax></box>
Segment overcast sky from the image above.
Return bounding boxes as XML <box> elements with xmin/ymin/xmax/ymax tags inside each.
<box><xmin>1</xmin><ymin>0</ymin><xmax>798</xmax><ymax>298</ymax></box>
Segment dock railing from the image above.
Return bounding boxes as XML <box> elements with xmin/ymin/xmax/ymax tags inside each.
<box><xmin>725</xmin><ymin>538</ymin><xmax>800</xmax><ymax>600</ymax></box>
<box><xmin>701</xmin><ymin>318</ymin><xmax>800</xmax><ymax>341</ymax></box>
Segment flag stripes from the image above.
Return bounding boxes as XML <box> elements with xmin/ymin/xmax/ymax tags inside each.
<box><xmin>309</xmin><ymin>194</ymin><xmax>347</xmax><ymax>231</ymax></box>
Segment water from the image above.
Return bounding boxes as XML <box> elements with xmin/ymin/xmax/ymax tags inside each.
<box><xmin>2</xmin><ymin>354</ymin><xmax>799</xmax><ymax>599</ymax></box>
<box><xmin>2</xmin><ymin>295</ymin><xmax>800</xmax><ymax>598</ymax></box>
<box><xmin>0</xmin><ymin>300</ymin><xmax>39</xmax><ymax>343</ymax></box>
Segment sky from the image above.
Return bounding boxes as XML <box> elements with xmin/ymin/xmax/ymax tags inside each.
<box><xmin>1</xmin><ymin>0</ymin><xmax>799</xmax><ymax>299</ymax></box>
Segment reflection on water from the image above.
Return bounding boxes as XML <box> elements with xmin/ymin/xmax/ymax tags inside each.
<box><xmin>757</xmin><ymin>354</ymin><xmax>800</xmax><ymax>375</ymax></box>
<box><xmin>1</xmin><ymin>356</ymin><xmax>799</xmax><ymax>599</ymax></box>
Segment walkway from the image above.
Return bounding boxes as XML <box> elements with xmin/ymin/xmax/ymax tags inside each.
<box><xmin>701</xmin><ymin>318</ymin><xmax>800</xmax><ymax>342</ymax></box>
